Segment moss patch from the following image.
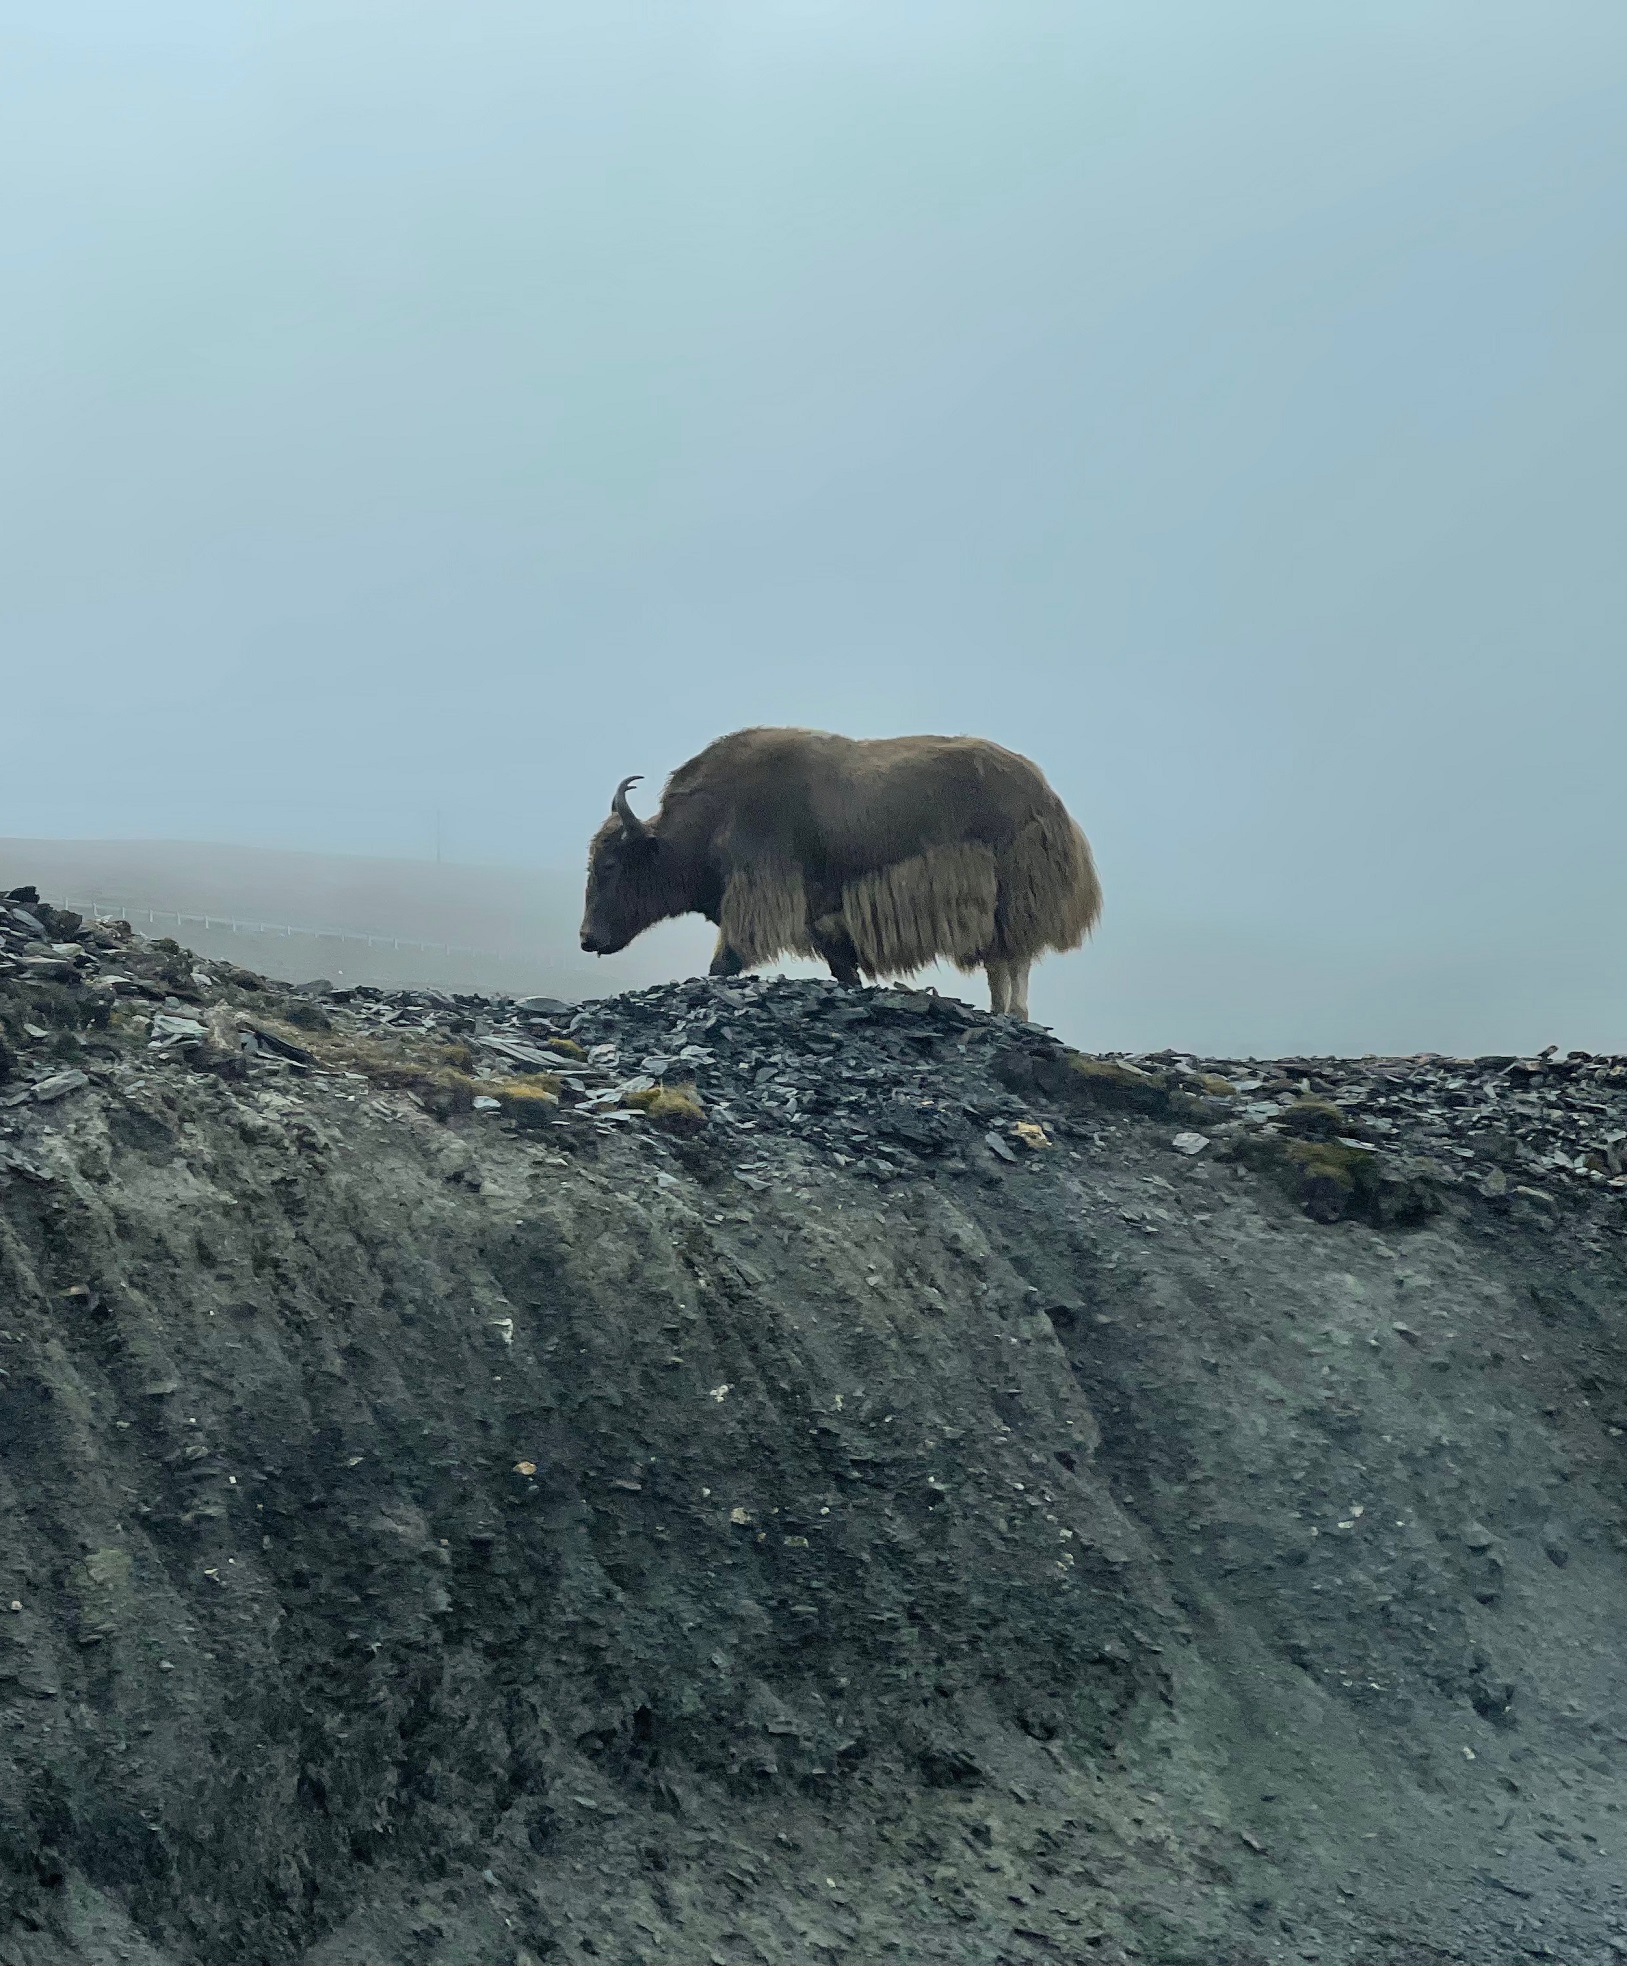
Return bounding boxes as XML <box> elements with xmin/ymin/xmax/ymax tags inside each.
<box><xmin>1233</xmin><ymin>1132</ymin><xmax>1440</xmax><ymax>1226</ymax></box>
<box><xmin>622</xmin><ymin>1082</ymin><xmax>707</xmax><ymax>1133</ymax></box>
<box><xmin>1068</xmin><ymin>1057</ymin><xmax>1159</xmax><ymax>1091</ymax></box>
<box><xmin>249</xmin><ymin>1020</ymin><xmax>475</xmax><ymax>1097</ymax></box>
<box><xmin>1278</xmin><ymin>1097</ymin><xmax>1346</xmax><ymax>1141</ymax></box>
<box><xmin>1059</xmin><ymin>1055</ymin><xmax>1173</xmax><ymax>1114</ymax></box>
<box><xmin>1284</xmin><ymin>1139</ymin><xmax>1378</xmax><ymax>1221</ymax></box>
<box><xmin>494</xmin><ymin>1075</ymin><xmax>563</xmax><ymax>1130</ymax></box>
<box><xmin>418</xmin><ymin>1070</ymin><xmax>479</xmax><ymax>1119</ymax></box>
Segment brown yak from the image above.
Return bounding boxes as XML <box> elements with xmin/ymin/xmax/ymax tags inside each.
<box><xmin>579</xmin><ymin>727</ymin><xmax>1100</xmax><ymax>1019</ymax></box>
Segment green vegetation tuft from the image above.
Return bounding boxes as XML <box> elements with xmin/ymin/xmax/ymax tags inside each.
<box><xmin>622</xmin><ymin>1082</ymin><xmax>707</xmax><ymax>1132</ymax></box>
<box><xmin>1059</xmin><ymin>1053</ymin><xmax>1177</xmax><ymax>1115</ymax></box>
<box><xmin>418</xmin><ymin>1070</ymin><xmax>478</xmax><ymax>1118</ymax></box>
<box><xmin>1283</xmin><ymin>1137</ymin><xmax>1373</xmax><ymax>1191</ymax></box>
<box><xmin>244</xmin><ymin>1019</ymin><xmax>477</xmax><ymax>1097</ymax></box>
<box><xmin>1229</xmin><ymin>1132</ymin><xmax>1431</xmax><ymax>1225</ymax></box>
<box><xmin>495</xmin><ymin>1075</ymin><xmax>563</xmax><ymax>1129</ymax></box>
<box><xmin>1066</xmin><ymin>1057</ymin><xmax>1159</xmax><ymax>1091</ymax></box>
<box><xmin>1279</xmin><ymin>1097</ymin><xmax>1346</xmax><ymax>1140</ymax></box>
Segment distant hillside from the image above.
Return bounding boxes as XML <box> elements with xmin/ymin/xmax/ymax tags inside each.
<box><xmin>0</xmin><ymin>838</ymin><xmax>719</xmax><ymax>997</ymax></box>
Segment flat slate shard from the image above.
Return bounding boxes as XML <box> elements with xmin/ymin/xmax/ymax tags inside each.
<box><xmin>30</xmin><ymin>1070</ymin><xmax>88</xmax><ymax>1102</ymax></box>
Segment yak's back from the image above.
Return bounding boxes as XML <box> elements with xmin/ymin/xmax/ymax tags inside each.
<box><xmin>664</xmin><ymin>728</ymin><xmax>1059</xmax><ymax>862</ymax></box>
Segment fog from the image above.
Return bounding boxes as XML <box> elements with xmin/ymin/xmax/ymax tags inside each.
<box><xmin>3</xmin><ymin>4</ymin><xmax>1624</xmax><ymax>1053</ymax></box>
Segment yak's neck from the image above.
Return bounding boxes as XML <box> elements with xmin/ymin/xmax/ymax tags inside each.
<box><xmin>628</xmin><ymin>824</ymin><xmax>710</xmax><ymax>931</ymax></box>
<box><xmin>648</xmin><ymin>803</ymin><xmax>724</xmax><ymax>924</ymax></box>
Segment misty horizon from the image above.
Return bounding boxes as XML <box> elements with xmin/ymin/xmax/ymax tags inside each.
<box><xmin>2</xmin><ymin>826</ymin><xmax>1617</xmax><ymax>1060</ymax></box>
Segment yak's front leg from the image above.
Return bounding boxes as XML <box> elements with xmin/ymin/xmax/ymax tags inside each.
<box><xmin>810</xmin><ymin>911</ymin><xmax>862</xmax><ymax>987</ymax></box>
<box><xmin>708</xmin><ymin>933</ymin><xmax>747</xmax><ymax>978</ymax></box>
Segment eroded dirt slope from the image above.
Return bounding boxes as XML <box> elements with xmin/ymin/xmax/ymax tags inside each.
<box><xmin>2</xmin><ymin>901</ymin><xmax>1627</xmax><ymax>1965</ymax></box>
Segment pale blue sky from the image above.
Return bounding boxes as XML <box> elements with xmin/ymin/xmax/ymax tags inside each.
<box><xmin>3</xmin><ymin>4</ymin><xmax>1624</xmax><ymax>1051</ymax></box>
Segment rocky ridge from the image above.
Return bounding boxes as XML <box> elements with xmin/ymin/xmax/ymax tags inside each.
<box><xmin>3</xmin><ymin>885</ymin><xmax>1627</xmax><ymax>1966</ymax></box>
<box><xmin>5</xmin><ymin>885</ymin><xmax>1625</xmax><ymax>1231</ymax></box>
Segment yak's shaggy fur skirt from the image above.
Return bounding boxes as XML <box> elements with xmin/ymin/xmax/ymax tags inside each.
<box><xmin>843</xmin><ymin>843</ymin><xmax>999</xmax><ymax>976</ymax></box>
<box><xmin>721</xmin><ymin>860</ymin><xmax>820</xmax><ymax>969</ymax></box>
<box><xmin>721</xmin><ymin>815</ymin><xmax>1101</xmax><ymax>979</ymax></box>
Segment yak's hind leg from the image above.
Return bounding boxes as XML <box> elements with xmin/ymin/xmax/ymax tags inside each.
<box><xmin>811</xmin><ymin>911</ymin><xmax>863</xmax><ymax>987</ymax></box>
<box><xmin>708</xmin><ymin>933</ymin><xmax>747</xmax><ymax>978</ymax></box>
<box><xmin>986</xmin><ymin>959</ymin><xmax>1012</xmax><ymax>1016</ymax></box>
<box><xmin>987</xmin><ymin>959</ymin><xmax>1031</xmax><ymax>1018</ymax></box>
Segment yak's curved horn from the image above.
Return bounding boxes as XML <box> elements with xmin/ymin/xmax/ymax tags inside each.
<box><xmin>611</xmin><ymin>775</ymin><xmax>647</xmax><ymax>839</ymax></box>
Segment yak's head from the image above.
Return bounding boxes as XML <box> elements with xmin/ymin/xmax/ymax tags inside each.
<box><xmin>580</xmin><ymin>776</ymin><xmax>667</xmax><ymax>955</ymax></box>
